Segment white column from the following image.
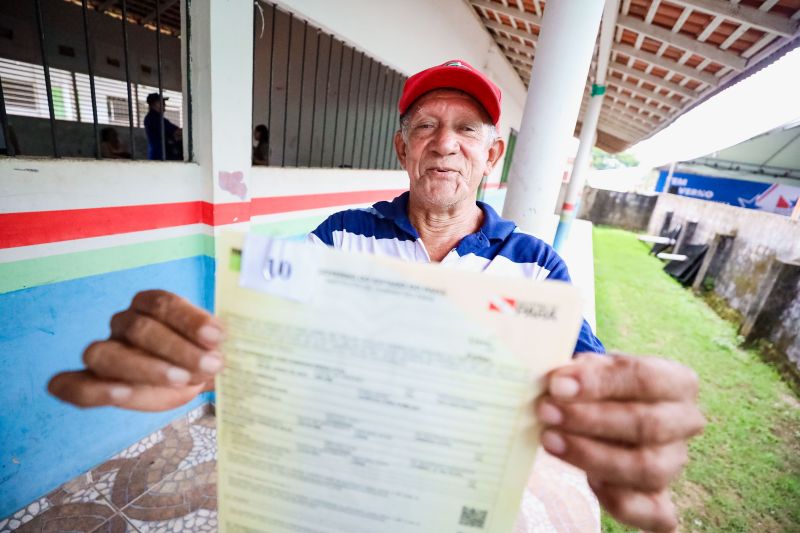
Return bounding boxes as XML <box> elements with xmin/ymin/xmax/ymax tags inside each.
<box><xmin>553</xmin><ymin>0</ymin><xmax>620</xmax><ymax>251</ymax></box>
<box><xmin>189</xmin><ymin>0</ymin><xmax>254</xmax><ymax>239</ymax></box>
<box><xmin>502</xmin><ymin>0</ymin><xmax>605</xmax><ymax>241</ymax></box>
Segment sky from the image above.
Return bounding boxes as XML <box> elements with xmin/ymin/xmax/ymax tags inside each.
<box><xmin>627</xmin><ymin>46</ymin><xmax>800</xmax><ymax>169</ymax></box>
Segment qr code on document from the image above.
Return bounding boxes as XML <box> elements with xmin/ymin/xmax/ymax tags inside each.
<box><xmin>459</xmin><ymin>506</ymin><xmax>488</xmax><ymax>528</ymax></box>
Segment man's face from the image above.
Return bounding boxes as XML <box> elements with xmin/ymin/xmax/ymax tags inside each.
<box><xmin>150</xmin><ymin>100</ymin><xmax>163</xmax><ymax>113</ymax></box>
<box><xmin>395</xmin><ymin>90</ymin><xmax>504</xmax><ymax>210</ymax></box>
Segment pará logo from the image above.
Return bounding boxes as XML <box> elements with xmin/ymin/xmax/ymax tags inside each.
<box><xmin>488</xmin><ymin>296</ymin><xmax>557</xmax><ymax>320</ymax></box>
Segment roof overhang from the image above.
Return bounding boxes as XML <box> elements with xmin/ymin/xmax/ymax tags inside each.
<box><xmin>468</xmin><ymin>0</ymin><xmax>800</xmax><ymax>153</ymax></box>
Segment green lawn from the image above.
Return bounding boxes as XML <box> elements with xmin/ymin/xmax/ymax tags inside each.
<box><xmin>592</xmin><ymin>227</ymin><xmax>800</xmax><ymax>532</ymax></box>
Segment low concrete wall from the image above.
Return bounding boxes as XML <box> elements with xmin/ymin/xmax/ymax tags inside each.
<box><xmin>649</xmin><ymin>194</ymin><xmax>800</xmax><ymax>372</ymax></box>
<box><xmin>579</xmin><ymin>187</ymin><xmax>800</xmax><ymax>373</ymax></box>
<box><xmin>649</xmin><ymin>195</ymin><xmax>800</xmax><ymax>314</ymax></box>
<box><xmin>578</xmin><ymin>187</ymin><xmax>658</xmax><ymax>231</ymax></box>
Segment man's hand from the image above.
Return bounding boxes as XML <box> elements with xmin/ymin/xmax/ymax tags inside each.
<box><xmin>49</xmin><ymin>290</ymin><xmax>224</xmax><ymax>411</ymax></box>
<box><xmin>536</xmin><ymin>354</ymin><xmax>706</xmax><ymax>533</ymax></box>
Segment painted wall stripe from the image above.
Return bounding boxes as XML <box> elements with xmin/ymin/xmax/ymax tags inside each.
<box><xmin>1</xmin><ymin>189</ymin><xmax>406</xmax><ymax>249</ymax></box>
<box><xmin>1</xmin><ymin>224</ymin><xmax>213</xmax><ymax>264</ymax></box>
<box><xmin>0</xmin><ymin>235</ymin><xmax>214</xmax><ymax>294</ymax></box>
<box><xmin>0</xmin><ymin>215</ymin><xmax>332</xmax><ymax>294</ymax></box>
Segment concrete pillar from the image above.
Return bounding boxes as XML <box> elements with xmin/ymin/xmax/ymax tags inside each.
<box><xmin>553</xmin><ymin>0</ymin><xmax>620</xmax><ymax>252</ymax></box>
<box><xmin>502</xmin><ymin>0</ymin><xmax>605</xmax><ymax>242</ymax></box>
<box><xmin>189</xmin><ymin>0</ymin><xmax>254</xmax><ymax>241</ymax></box>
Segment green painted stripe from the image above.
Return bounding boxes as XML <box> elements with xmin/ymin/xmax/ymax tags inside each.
<box><xmin>0</xmin><ymin>235</ymin><xmax>214</xmax><ymax>294</ymax></box>
<box><xmin>0</xmin><ymin>216</ymin><xmax>325</xmax><ymax>294</ymax></box>
<box><xmin>249</xmin><ymin>215</ymin><xmax>324</xmax><ymax>238</ymax></box>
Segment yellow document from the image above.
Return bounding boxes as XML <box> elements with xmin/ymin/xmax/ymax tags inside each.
<box><xmin>216</xmin><ymin>232</ymin><xmax>584</xmax><ymax>533</ymax></box>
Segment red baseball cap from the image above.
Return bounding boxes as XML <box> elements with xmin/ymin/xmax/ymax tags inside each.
<box><xmin>398</xmin><ymin>59</ymin><xmax>502</xmax><ymax>126</ymax></box>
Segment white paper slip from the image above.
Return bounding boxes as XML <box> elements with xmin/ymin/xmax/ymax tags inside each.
<box><xmin>216</xmin><ymin>232</ymin><xmax>584</xmax><ymax>533</ymax></box>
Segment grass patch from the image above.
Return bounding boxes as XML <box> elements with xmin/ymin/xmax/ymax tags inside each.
<box><xmin>592</xmin><ymin>227</ymin><xmax>800</xmax><ymax>532</ymax></box>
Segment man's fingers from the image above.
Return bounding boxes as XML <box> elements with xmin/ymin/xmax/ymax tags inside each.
<box><xmin>548</xmin><ymin>354</ymin><xmax>700</xmax><ymax>402</ymax></box>
<box><xmin>84</xmin><ymin>340</ymin><xmax>199</xmax><ymax>387</ymax></box>
<box><xmin>129</xmin><ymin>290</ymin><xmax>223</xmax><ymax>349</ymax></box>
<box><xmin>108</xmin><ymin>313</ymin><xmax>223</xmax><ymax>383</ymax></box>
<box><xmin>537</xmin><ymin>399</ymin><xmax>706</xmax><ymax>444</ymax></box>
<box><xmin>541</xmin><ymin>431</ymin><xmax>688</xmax><ymax>492</ymax></box>
<box><xmin>48</xmin><ymin>370</ymin><xmax>205</xmax><ymax>411</ymax></box>
<box><xmin>590</xmin><ymin>480</ymin><xmax>678</xmax><ymax>533</ymax></box>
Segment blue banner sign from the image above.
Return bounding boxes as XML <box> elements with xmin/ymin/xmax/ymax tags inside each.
<box><xmin>656</xmin><ymin>170</ymin><xmax>799</xmax><ymax>216</ymax></box>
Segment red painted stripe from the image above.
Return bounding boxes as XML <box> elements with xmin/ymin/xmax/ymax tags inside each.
<box><xmin>251</xmin><ymin>189</ymin><xmax>406</xmax><ymax>216</ymax></box>
<box><xmin>0</xmin><ymin>189</ymin><xmax>407</xmax><ymax>249</ymax></box>
<box><xmin>1</xmin><ymin>202</ymin><xmax>205</xmax><ymax>249</ymax></box>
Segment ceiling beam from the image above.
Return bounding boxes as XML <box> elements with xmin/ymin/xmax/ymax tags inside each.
<box><xmin>581</xmin><ymin>96</ymin><xmax>655</xmax><ymax>126</ymax></box>
<box><xmin>613</xmin><ymin>43</ymin><xmax>719</xmax><ymax>86</ymax></box>
<box><xmin>607</xmin><ymin>62</ymin><xmax>697</xmax><ymax>99</ymax></box>
<box><xmin>580</xmin><ymin>97</ymin><xmax>655</xmax><ymax>131</ymax></box>
<box><xmin>470</xmin><ymin>0</ymin><xmax>542</xmax><ymax>27</ymax></box>
<box><xmin>493</xmin><ymin>35</ymin><xmax>535</xmax><ymax>54</ymax></box>
<box><xmin>141</xmin><ymin>0</ymin><xmax>181</xmax><ymax>25</ymax></box>
<box><xmin>606</xmin><ymin>76</ymin><xmax>682</xmax><ymax>108</ymax></box>
<box><xmin>600</xmin><ymin>118</ymin><xmax>650</xmax><ymax>137</ymax></box>
<box><xmin>484</xmin><ymin>20</ymin><xmax>538</xmax><ymax>44</ymax></box>
<box><xmin>606</xmin><ymin>118</ymin><xmax>651</xmax><ymax>137</ymax></box>
<box><xmin>601</xmin><ymin>87</ymin><xmax>669</xmax><ymax>119</ymax></box>
<box><xmin>97</xmin><ymin>0</ymin><xmax>118</xmax><ymax>14</ymax></box>
<box><xmin>595</xmin><ymin>120</ymin><xmax>647</xmax><ymax>141</ymax></box>
<box><xmin>503</xmin><ymin>48</ymin><xmax>534</xmax><ymax>65</ymax></box>
<box><xmin>602</xmin><ymin>101</ymin><xmax>661</xmax><ymax>126</ymax></box>
<box><xmin>668</xmin><ymin>0</ymin><xmax>797</xmax><ymax>37</ymax></box>
<box><xmin>603</xmin><ymin>100</ymin><xmax>661</xmax><ymax>129</ymax></box>
<box><xmin>617</xmin><ymin>14</ymin><xmax>747</xmax><ymax>70</ymax></box>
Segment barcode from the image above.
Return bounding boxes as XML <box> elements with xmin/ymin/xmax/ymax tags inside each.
<box><xmin>459</xmin><ymin>506</ymin><xmax>488</xmax><ymax>529</ymax></box>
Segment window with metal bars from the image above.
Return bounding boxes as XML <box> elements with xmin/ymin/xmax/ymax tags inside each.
<box><xmin>0</xmin><ymin>0</ymin><xmax>190</xmax><ymax>161</ymax></box>
<box><xmin>253</xmin><ymin>2</ymin><xmax>406</xmax><ymax>170</ymax></box>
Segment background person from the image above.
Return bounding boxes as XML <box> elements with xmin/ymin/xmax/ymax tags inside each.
<box><xmin>99</xmin><ymin>127</ymin><xmax>131</xmax><ymax>159</ymax></box>
<box><xmin>252</xmin><ymin>124</ymin><xmax>270</xmax><ymax>165</ymax></box>
<box><xmin>143</xmin><ymin>93</ymin><xmax>182</xmax><ymax>161</ymax></box>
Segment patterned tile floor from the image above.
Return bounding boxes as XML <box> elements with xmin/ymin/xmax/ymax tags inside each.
<box><xmin>2</xmin><ymin>402</ymin><xmax>599</xmax><ymax>532</ymax></box>
<box><xmin>0</xmin><ymin>404</ymin><xmax>217</xmax><ymax>533</ymax></box>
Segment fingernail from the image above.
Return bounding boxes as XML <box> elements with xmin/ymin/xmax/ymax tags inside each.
<box><xmin>199</xmin><ymin>354</ymin><xmax>224</xmax><ymax>373</ymax></box>
<box><xmin>538</xmin><ymin>402</ymin><xmax>563</xmax><ymax>425</ymax></box>
<box><xmin>166</xmin><ymin>366</ymin><xmax>191</xmax><ymax>385</ymax></box>
<box><xmin>198</xmin><ymin>325</ymin><xmax>223</xmax><ymax>345</ymax></box>
<box><xmin>541</xmin><ymin>430</ymin><xmax>567</xmax><ymax>455</ymax></box>
<box><xmin>109</xmin><ymin>385</ymin><xmax>132</xmax><ymax>402</ymax></box>
<box><xmin>550</xmin><ymin>376</ymin><xmax>580</xmax><ymax>398</ymax></box>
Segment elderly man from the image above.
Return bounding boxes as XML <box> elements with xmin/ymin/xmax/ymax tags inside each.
<box><xmin>49</xmin><ymin>60</ymin><xmax>704</xmax><ymax>532</ymax></box>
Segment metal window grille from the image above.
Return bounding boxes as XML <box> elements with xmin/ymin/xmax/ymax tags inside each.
<box><xmin>253</xmin><ymin>2</ymin><xmax>405</xmax><ymax>170</ymax></box>
<box><xmin>0</xmin><ymin>0</ymin><xmax>190</xmax><ymax>161</ymax></box>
